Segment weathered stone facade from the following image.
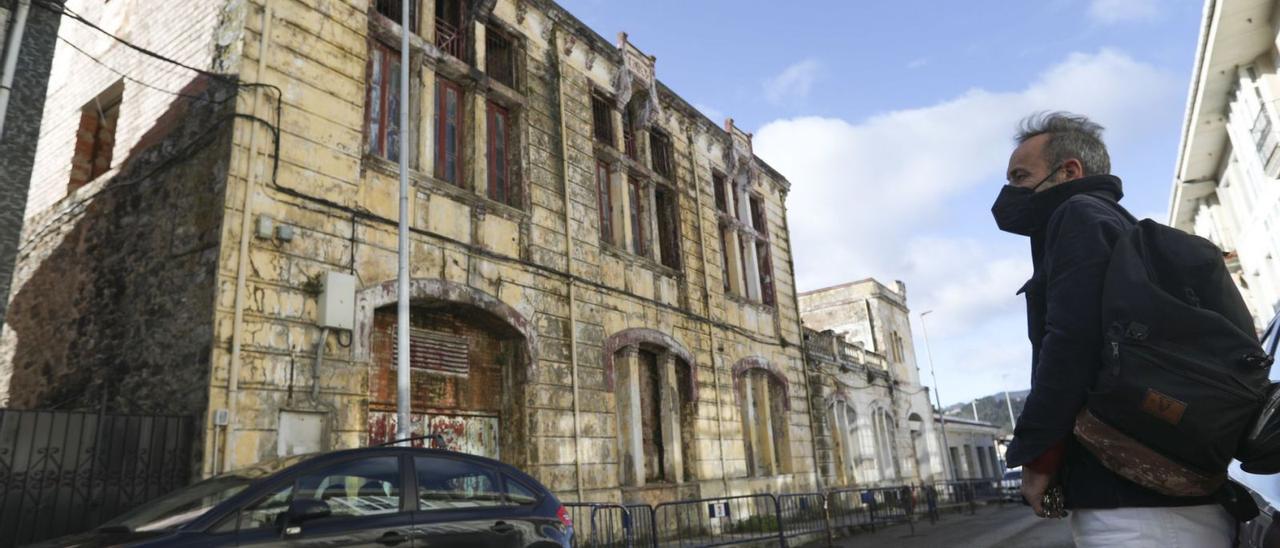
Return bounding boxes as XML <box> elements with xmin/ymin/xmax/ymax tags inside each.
<box><xmin>799</xmin><ymin>279</ymin><xmax>947</xmax><ymax>486</ymax></box>
<box><xmin>4</xmin><ymin>0</ymin><xmax>820</xmax><ymax>504</ymax></box>
<box><xmin>0</xmin><ymin>0</ymin><xmax>61</xmax><ymax>330</ymax></box>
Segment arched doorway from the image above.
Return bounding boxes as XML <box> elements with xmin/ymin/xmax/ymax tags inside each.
<box><xmin>356</xmin><ymin>279</ymin><xmax>535</xmax><ymax>467</ymax></box>
<box><xmin>604</xmin><ymin>328</ymin><xmax>698</xmax><ymax>487</ymax></box>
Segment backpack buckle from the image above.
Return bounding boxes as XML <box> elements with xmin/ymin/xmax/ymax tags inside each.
<box><xmin>1243</xmin><ymin>353</ymin><xmax>1275</xmax><ymax>369</ymax></box>
<box><xmin>1124</xmin><ymin>323</ymin><xmax>1150</xmax><ymax>341</ymax></box>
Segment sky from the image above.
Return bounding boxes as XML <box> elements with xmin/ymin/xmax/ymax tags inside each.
<box><xmin>557</xmin><ymin>0</ymin><xmax>1207</xmax><ymax>406</ymax></box>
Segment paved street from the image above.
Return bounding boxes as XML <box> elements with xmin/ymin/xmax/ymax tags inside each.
<box><xmin>811</xmin><ymin>504</ymin><xmax>1074</xmax><ymax>548</ymax></box>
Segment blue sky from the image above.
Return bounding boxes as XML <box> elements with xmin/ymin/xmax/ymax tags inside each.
<box><xmin>558</xmin><ymin>0</ymin><xmax>1207</xmax><ymax>406</ymax></box>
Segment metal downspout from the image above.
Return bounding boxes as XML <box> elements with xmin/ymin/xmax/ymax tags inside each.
<box><xmin>552</xmin><ymin>25</ymin><xmax>585</xmax><ymax>502</ymax></box>
<box><xmin>223</xmin><ymin>0</ymin><xmax>273</xmax><ymax>473</ymax></box>
<box><xmin>684</xmin><ymin>127</ymin><xmax>730</xmax><ymax>495</ymax></box>
<box><xmin>0</xmin><ymin>0</ymin><xmax>30</xmax><ymax>137</ymax></box>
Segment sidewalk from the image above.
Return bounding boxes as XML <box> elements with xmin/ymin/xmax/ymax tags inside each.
<box><xmin>807</xmin><ymin>504</ymin><xmax>1073</xmax><ymax>548</ymax></box>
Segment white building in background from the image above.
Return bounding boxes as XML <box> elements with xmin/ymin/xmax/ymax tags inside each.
<box><xmin>936</xmin><ymin>416</ymin><xmax>1004</xmax><ymax>480</ymax></box>
<box><xmin>1171</xmin><ymin>0</ymin><xmax>1280</xmax><ymax>331</ymax></box>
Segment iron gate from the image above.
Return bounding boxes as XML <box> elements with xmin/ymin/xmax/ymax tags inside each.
<box><xmin>0</xmin><ymin>409</ymin><xmax>194</xmax><ymax>547</ymax></box>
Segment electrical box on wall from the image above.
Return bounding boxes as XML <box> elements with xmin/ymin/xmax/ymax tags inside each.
<box><xmin>318</xmin><ymin>271</ymin><xmax>356</xmax><ymax>330</ymax></box>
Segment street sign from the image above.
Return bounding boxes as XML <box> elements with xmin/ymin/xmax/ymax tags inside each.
<box><xmin>708</xmin><ymin>501</ymin><xmax>730</xmax><ymax>519</ymax></box>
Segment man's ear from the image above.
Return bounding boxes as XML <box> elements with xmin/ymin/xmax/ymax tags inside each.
<box><xmin>1062</xmin><ymin>158</ymin><xmax>1085</xmax><ymax>181</ymax></box>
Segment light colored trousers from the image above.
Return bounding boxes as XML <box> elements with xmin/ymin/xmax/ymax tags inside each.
<box><xmin>1071</xmin><ymin>504</ymin><xmax>1235</xmax><ymax>547</ymax></box>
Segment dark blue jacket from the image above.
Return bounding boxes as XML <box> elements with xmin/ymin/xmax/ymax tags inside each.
<box><xmin>1004</xmin><ymin>175</ymin><xmax>1214</xmax><ymax>509</ymax></box>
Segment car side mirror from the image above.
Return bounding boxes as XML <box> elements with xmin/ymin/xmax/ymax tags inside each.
<box><xmin>284</xmin><ymin>499</ymin><xmax>331</xmax><ymax>526</ymax></box>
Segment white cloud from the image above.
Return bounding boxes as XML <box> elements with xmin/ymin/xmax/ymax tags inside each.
<box><xmin>764</xmin><ymin>59</ymin><xmax>821</xmax><ymax>104</ymax></box>
<box><xmin>754</xmin><ymin>49</ymin><xmax>1180</xmax><ymax>404</ymax></box>
<box><xmin>1089</xmin><ymin>0</ymin><xmax>1159</xmax><ymax>24</ymax></box>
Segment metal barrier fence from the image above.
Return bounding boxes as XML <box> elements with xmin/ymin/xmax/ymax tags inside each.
<box><xmin>569</xmin><ymin>479</ymin><xmax>1007</xmax><ymax>547</ymax></box>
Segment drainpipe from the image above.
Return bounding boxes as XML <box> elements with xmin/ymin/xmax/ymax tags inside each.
<box><xmin>223</xmin><ymin>0</ymin><xmax>273</xmax><ymax>473</ymax></box>
<box><xmin>0</xmin><ymin>0</ymin><xmax>31</xmax><ymax>137</ymax></box>
<box><xmin>684</xmin><ymin>127</ymin><xmax>730</xmax><ymax>495</ymax></box>
<box><xmin>551</xmin><ymin>25</ymin><xmax>585</xmax><ymax>502</ymax></box>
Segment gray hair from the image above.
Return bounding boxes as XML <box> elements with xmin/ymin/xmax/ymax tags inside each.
<box><xmin>1015</xmin><ymin>111</ymin><xmax>1111</xmax><ymax>176</ymax></box>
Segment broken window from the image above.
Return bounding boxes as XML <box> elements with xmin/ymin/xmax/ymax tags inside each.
<box><xmin>749</xmin><ymin>194</ymin><xmax>775</xmax><ymax>306</ymax></box>
<box><xmin>366</xmin><ymin>42</ymin><xmax>403</xmax><ymax>162</ymax></box>
<box><xmin>435</xmin><ymin>0</ymin><xmax>466</xmax><ymax>60</ymax></box>
<box><xmin>628</xmin><ymin>177</ymin><xmax>648</xmax><ymax>257</ymax></box>
<box><xmin>434</xmin><ymin>77</ymin><xmax>463</xmax><ymax>185</ymax></box>
<box><xmin>374</xmin><ymin>0</ymin><xmax>419</xmax><ymax>33</ymax></box>
<box><xmin>591</xmin><ymin>92</ymin><xmax>614</xmax><ymax>147</ymax></box>
<box><xmin>622</xmin><ymin>105</ymin><xmax>638</xmax><ymax>160</ymax></box>
<box><xmin>649</xmin><ymin>129</ymin><xmax>674</xmax><ymax>179</ymax></box>
<box><xmin>712</xmin><ymin>172</ymin><xmax>728</xmax><ymax>213</ymax></box>
<box><xmin>596</xmin><ymin>161</ymin><xmax>614</xmax><ymax>244</ymax></box>
<box><xmin>485</xmin><ymin>25</ymin><xmax>515</xmax><ymax>89</ymax></box>
<box><xmin>69</xmin><ymin>83</ymin><xmax>121</xmax><ymax>192</ymax></box>
<box><xmin>485</xmin><ymin>101</ymin><xmax>517</xmax><ymax>206</ymax></box>
<box><xmin>610</xmin><ymin>343</ymin><xmax>696</xmax><ymax>486</ymax></box>
<box><xmin>654</xmin><ymin>186</ymin><xmax>681</xmax><ymax>269</ymax></box>
<box><xmin>638</xmin><ymin>350</ymin><xmax>665</xmax><ymax>482</ymax></box>
<box><xmin>719</xmin><ymin>225</ymin><xmax>734</xmax><ymax>292</ymax></box>
<box><xmin>739</xmin><ymin>367</ymin><xmax>791</xmax><ymax>477</ymax></box>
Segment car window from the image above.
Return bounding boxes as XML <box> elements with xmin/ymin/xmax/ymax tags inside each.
<box><xmin>236</xmin><ymin>456</ymin><xmax>402</xmax><ymax>530</ymax></box>
<box><xmin>505</xmin><ymin>475</ymin><xmax>538</xmax><ymax>505</ymax></box>
<box><xmin>415</xmin><ymin>456</ymin><xmax>509</xmax><ymax>511</ymax></box>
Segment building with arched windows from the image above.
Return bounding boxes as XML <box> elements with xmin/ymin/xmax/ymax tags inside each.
<box><xmin>799</xmin><ymin>279</ymin><xmax>949</xmax><ymax>487</ymax></box>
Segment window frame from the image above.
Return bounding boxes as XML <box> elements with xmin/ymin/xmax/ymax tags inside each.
<box><xmin>654</xmin><ymin>184</ymin><xmax>682</xmax><ymax>270</ymax></box>
<box><xmin>485</xmin><ymin>100</ymin><xmax>517</xmax><ymax>206</ymax></box>
<box><xmin>596</xmin><ymin>160</ymin><xmax>615</xmax><ymax>245</ymax></box>
<box><xmin>365</xmin><ymin>40</ymin><xmax>406</xmax><ymax>163</ymax></box>
<box><xmin>591</xmin><ymin>92</ymin><xmax>615</xmax><ymax>147</ymax></box>
<box><xmin>434</xmin><ymin>76</ymin><xmax>465</xmax><ymax>186</ymax></box>
<box><xmin>373</xmin><ymin>0</ymin><xmax>419</xmax><ymax>34</ymax></box>
<box><xmin>484</xmin><ymin>24</ymin><xmax>516</xmax><ymax>89</ymax></box>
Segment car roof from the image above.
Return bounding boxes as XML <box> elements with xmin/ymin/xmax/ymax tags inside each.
<box><xmin>276</xmin><ymin>446</ymin><xmax>546</xmax><ymax>488</ymax></box>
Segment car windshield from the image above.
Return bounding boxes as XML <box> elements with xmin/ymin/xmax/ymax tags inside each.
<box><xmin>102</xmin><ymin>453</ymin><xmax>315</xmax><ymax>532</ymax></box>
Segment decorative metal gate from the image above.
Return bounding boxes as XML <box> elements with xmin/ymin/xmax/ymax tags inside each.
<box><xmin>0</xmin><ymin>409</ymin><xmax>194</xmax><ymax>547</ymax></box>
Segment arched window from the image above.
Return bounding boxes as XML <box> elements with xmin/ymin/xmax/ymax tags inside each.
<box><xmin>828</xmin><ymin>402</ymin><xmax>862</xmax><ymax>485</ymax></box>
<box><xmin>734</xmin><ymin>358</ymin><xmax>792</xmax><ymax>477</ymax></box>
<box><xmin>871</xmin><ymin>408</ymin><xmax>899</xmax><ymax>482</ymax></box>
<box><xmin>605</xmin><ymin>329</ymin><xmax>697</xmax><ymax>487</ymax></box>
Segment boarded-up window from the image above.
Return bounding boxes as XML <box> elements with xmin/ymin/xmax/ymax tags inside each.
<box><xmin>391</xmin><ymin>327</ymin><xmax>470</xmax><ymax>376</ymax></box>
<box><xmin>69</xmin><ymin>84</ymin><xmax>121</xmax><ymax>192</ymax></box>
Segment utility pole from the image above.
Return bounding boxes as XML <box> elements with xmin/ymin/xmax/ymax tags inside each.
<box><xmin>395</xmin><ymin>0</ymin><xmax>412</xmax><ymax>445</ymax></box>
<box><xmin>920</xmin><ymin>310</ymin><xmax>953</xmax><ymax>481</ymax></box>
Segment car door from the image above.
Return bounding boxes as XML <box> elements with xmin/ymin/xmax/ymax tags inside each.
<box><xmin>231</xmin><ymin>454</ymin><xmax>415</xmax><ymax>547</ymax></box>
<box><xmin>409</xmin><ymin>455</ymin><xmax>526</xmax><ymax>548</ymax></box>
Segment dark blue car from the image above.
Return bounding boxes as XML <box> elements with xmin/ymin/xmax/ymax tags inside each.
<box><xmin>31</xmin><ymin>445</ymin><xmax>573</xmax><ymax>547</ymax></box>
<box><xmin>1237</xmin><ymin>312</ymin><xmax>1280</xmax><ymax>548</ymax></box>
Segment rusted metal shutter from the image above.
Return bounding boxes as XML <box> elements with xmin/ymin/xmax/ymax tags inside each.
<box><xmin>392</xmin><ymin>327</ymin><xmax>470</xmax><ymax>376</ymax></box>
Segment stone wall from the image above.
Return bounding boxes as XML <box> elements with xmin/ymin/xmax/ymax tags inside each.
<box><xmin>0</xmin><ymin>0</ymin><xmax>61</xmax><ymax>329</ymax></box>
<box><xmin>0</xmin><ymin>82</ymin><xmax>236</xmax><ymax>423</ymax></box>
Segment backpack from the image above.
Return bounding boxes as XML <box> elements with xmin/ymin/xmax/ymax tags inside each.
<box><xmin>1073</xmin><ymin>218</ymin><xmax>1273</xmax><ymax>497</ymax></box>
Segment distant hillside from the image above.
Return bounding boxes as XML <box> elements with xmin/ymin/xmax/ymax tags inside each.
<box><xmin>943</xmin><ymin>389</ymin><xmax>1029</xmax><ymax>435</ymax></box>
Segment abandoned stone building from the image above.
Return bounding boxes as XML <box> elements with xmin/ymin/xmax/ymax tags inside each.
<box><xmin>0</xmin><ymin>0</ymin><xmax>829</xmax><ymax>504</ymax></box>
<box><xmin>799</xmin><ymin>279</ymin><xmax>949</xmax><ymax>485</ymax></box>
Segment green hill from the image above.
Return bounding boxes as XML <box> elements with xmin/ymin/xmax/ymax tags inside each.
<box><xmin>943</xmin><ymin>389</ymin><xmax>1029</xmax><ymax>435</ymax></box>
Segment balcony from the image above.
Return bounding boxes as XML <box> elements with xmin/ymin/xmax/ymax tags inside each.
<box><xmin>435</xmin><ymin>17</ymin><xmax>466</xmax><ymax>61</ymax></box>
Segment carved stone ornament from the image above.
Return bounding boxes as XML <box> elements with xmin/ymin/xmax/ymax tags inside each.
<box><xmin>563</xmin><ymin>33</ymin><xmax>577</xmax><ymax>56</ymax></box>
<box><xmin>515</xmin><ymin>0</ymin><xmax>527</xmax><ymax>24</ymax></box>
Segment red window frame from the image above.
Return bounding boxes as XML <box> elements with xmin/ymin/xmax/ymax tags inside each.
<box><xmin>366</xmin><ymin>41</ymin><xmax>403</xmax><ymax>161</ymax></box>
<box><xmin>486</xmin><ymin>101</ymin><xmax>515</xmax><ymax>205</ymax></box>
<box><xmin>655</xmin><ymin>186</ymin><xmax>681</xmax><ymax>269</ymax></box>
<box><xmin>435</xmin><ymin>77</ymin><xmax>464</xmax><ymax>185</ymax></box>
<box><xmin>596</xmin><ymin>161</ymin><xmax>613</xmax><ymax>243</ymax></box>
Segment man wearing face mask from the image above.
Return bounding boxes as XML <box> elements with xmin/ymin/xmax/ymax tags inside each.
<box><xmin>996</xmin><ymin>112</ymin><xmax>1234</xmax><ymax>546</ymax></box>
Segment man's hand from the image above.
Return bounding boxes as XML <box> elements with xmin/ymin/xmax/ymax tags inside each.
<box><xmin>1021</xmin><ymin>466</ymin><xmax>1054</xmax><ymax>517</ymax></box>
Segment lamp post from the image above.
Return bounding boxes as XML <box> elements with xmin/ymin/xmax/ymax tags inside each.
<box><xmin>920</xmin><ymin>310</ymin><xmax>953</xmax><ymax>481</ymax></box>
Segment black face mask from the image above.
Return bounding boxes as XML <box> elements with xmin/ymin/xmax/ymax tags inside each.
<box><xmin>991</xmin><ymin>166</ymin><xmax>1060</xmax><ymax>236</ymax></box>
